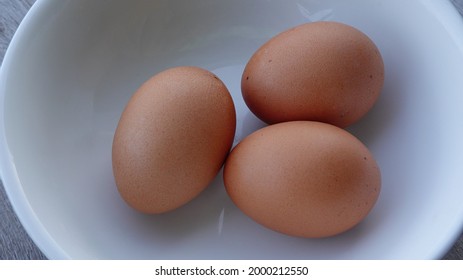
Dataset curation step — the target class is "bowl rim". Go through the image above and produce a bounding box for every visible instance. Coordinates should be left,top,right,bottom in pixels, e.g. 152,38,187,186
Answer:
0,0,69,259
1,0,463,260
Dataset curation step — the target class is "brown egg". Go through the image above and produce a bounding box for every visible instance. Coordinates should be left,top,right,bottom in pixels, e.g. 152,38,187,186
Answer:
242,21,384,128
112,66,236,214
223,121,381,238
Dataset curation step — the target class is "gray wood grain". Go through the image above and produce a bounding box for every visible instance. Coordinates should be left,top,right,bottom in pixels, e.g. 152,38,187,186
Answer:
1,0,462,260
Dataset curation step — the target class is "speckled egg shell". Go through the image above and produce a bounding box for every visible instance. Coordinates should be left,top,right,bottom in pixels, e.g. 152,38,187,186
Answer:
112,66,236,214
242,21,384,128
223,121,381,238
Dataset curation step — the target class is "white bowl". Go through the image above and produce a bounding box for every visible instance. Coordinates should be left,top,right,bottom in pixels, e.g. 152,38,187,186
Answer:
1,0,463,259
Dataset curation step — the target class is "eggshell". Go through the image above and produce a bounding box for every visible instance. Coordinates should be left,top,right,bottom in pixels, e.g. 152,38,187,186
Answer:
112,66,236,214
223,121,381,238
241,21,384,128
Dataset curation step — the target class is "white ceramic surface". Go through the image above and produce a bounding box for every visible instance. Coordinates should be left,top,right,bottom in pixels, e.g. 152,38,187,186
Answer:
1,0,463,259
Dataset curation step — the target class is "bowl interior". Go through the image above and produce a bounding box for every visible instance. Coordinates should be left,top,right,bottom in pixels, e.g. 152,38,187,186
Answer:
2,0,463,259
